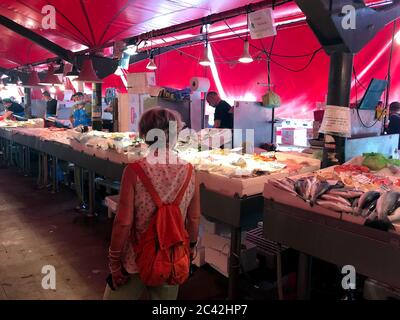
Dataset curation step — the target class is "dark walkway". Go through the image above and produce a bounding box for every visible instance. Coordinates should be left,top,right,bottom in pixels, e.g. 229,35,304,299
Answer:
0,168,228,300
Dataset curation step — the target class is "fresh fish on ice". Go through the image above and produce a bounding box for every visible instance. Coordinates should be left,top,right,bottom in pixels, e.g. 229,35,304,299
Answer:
376,191,400,220
356,191,380,215
328,189,363,199
310,181,331,206
320,194,351,207
316,200,353,213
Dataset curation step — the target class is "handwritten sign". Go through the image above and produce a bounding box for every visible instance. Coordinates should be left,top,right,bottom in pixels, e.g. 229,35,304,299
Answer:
249,8,276,40
319,105,351,137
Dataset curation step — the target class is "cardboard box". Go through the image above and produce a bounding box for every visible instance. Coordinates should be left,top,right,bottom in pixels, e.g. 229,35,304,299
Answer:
192,246,206,267
281,128,295,145
127,72,156,94
205,242,258,278
200,216,230,236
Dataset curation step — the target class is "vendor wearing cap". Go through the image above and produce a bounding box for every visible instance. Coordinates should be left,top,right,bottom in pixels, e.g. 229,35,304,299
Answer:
2,98,24,119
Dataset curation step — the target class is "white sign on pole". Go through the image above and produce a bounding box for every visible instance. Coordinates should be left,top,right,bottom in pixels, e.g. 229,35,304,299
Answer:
319,105,352,138
249,8,277,40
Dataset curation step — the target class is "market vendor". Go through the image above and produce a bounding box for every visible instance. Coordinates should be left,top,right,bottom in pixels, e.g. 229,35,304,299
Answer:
42,91,58,117
2,98,24,119
206,91,233,129
70,100,91,128
387,101,400,148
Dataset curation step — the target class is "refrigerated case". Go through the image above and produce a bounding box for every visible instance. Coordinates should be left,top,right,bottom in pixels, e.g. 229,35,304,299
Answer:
233,101,273,150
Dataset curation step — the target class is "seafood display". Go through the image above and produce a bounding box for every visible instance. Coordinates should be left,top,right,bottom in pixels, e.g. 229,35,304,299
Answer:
67,129,145,153
178,148,315,178
0,119,44,128
269,160,400,232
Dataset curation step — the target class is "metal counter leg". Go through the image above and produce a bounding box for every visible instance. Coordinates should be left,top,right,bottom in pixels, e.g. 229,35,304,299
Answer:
26,147,31,175
88,170,95,217
43,154,49,187
51,156,59,193
37,153,42,186
228,226,242,300
297,252,312,300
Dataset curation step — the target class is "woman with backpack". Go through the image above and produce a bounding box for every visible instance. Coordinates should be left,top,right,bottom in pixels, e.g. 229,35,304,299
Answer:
104,107,200,300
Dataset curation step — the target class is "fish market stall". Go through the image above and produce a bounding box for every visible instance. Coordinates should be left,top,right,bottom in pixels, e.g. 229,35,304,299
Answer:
180,147,320,299
263,153,400,299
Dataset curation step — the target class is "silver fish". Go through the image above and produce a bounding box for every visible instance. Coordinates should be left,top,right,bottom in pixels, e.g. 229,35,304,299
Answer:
376,191,400,220
320,194,351,207
294,179,308,201
316,200,353,213
356,191,380,215
270,179,296,195
328,189,364,199
310,181,331,206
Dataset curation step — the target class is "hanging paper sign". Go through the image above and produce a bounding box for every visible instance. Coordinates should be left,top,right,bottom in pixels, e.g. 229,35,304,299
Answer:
249,8,276,40
319,105,351,138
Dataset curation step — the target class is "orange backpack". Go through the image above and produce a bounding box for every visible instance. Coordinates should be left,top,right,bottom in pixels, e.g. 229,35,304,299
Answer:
130,162,193,287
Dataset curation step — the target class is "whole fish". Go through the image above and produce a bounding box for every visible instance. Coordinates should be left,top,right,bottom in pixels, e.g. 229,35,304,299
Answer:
328,189,363,199
310,181,331,206
316,200,353,213
376,191,400,220
305,176,317,200
270,179,296,195
361,201,378,217
320,194,351,207
356,191,380,215
388,207,400,224
294,179,308,201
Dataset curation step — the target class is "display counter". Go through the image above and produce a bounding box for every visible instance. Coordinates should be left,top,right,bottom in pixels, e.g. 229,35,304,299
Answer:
262,154,400,298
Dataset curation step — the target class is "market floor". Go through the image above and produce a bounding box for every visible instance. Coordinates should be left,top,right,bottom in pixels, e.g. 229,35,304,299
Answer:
0,167,228,300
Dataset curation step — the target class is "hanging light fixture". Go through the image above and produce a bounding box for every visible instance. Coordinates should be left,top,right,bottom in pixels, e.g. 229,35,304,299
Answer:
238,40,253,63
239,12,253,64
76,57,102,83
146,52,157,70
39,65,62,86
66,65,80,80
199,44,211,66
54,61,65,76
199,24,211,67
23,69,42,88
49,85,56,94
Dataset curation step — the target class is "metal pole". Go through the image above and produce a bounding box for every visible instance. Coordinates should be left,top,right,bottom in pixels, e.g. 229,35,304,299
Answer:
322,51,354,167
297,252,312,300
384,20,397,124
228,226,242,300
92,83,103,131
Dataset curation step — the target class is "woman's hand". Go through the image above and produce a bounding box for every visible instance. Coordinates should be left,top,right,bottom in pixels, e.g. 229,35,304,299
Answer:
111,264,129,288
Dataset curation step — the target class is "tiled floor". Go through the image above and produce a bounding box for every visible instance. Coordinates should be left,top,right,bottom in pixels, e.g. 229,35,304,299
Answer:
0,167,228,300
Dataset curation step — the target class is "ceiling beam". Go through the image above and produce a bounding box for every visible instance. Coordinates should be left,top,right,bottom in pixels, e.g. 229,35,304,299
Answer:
0,14,74,63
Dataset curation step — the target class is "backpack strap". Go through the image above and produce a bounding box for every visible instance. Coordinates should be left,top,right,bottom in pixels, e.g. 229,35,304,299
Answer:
173,164,193,206
130,162,163,209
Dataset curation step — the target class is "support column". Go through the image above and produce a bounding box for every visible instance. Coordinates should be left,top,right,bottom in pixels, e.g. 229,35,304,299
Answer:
92,83,103,131
322,51,354,168
24,87,31,118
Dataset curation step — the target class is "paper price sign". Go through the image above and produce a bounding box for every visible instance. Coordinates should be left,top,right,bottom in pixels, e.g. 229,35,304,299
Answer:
319,105,351,137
